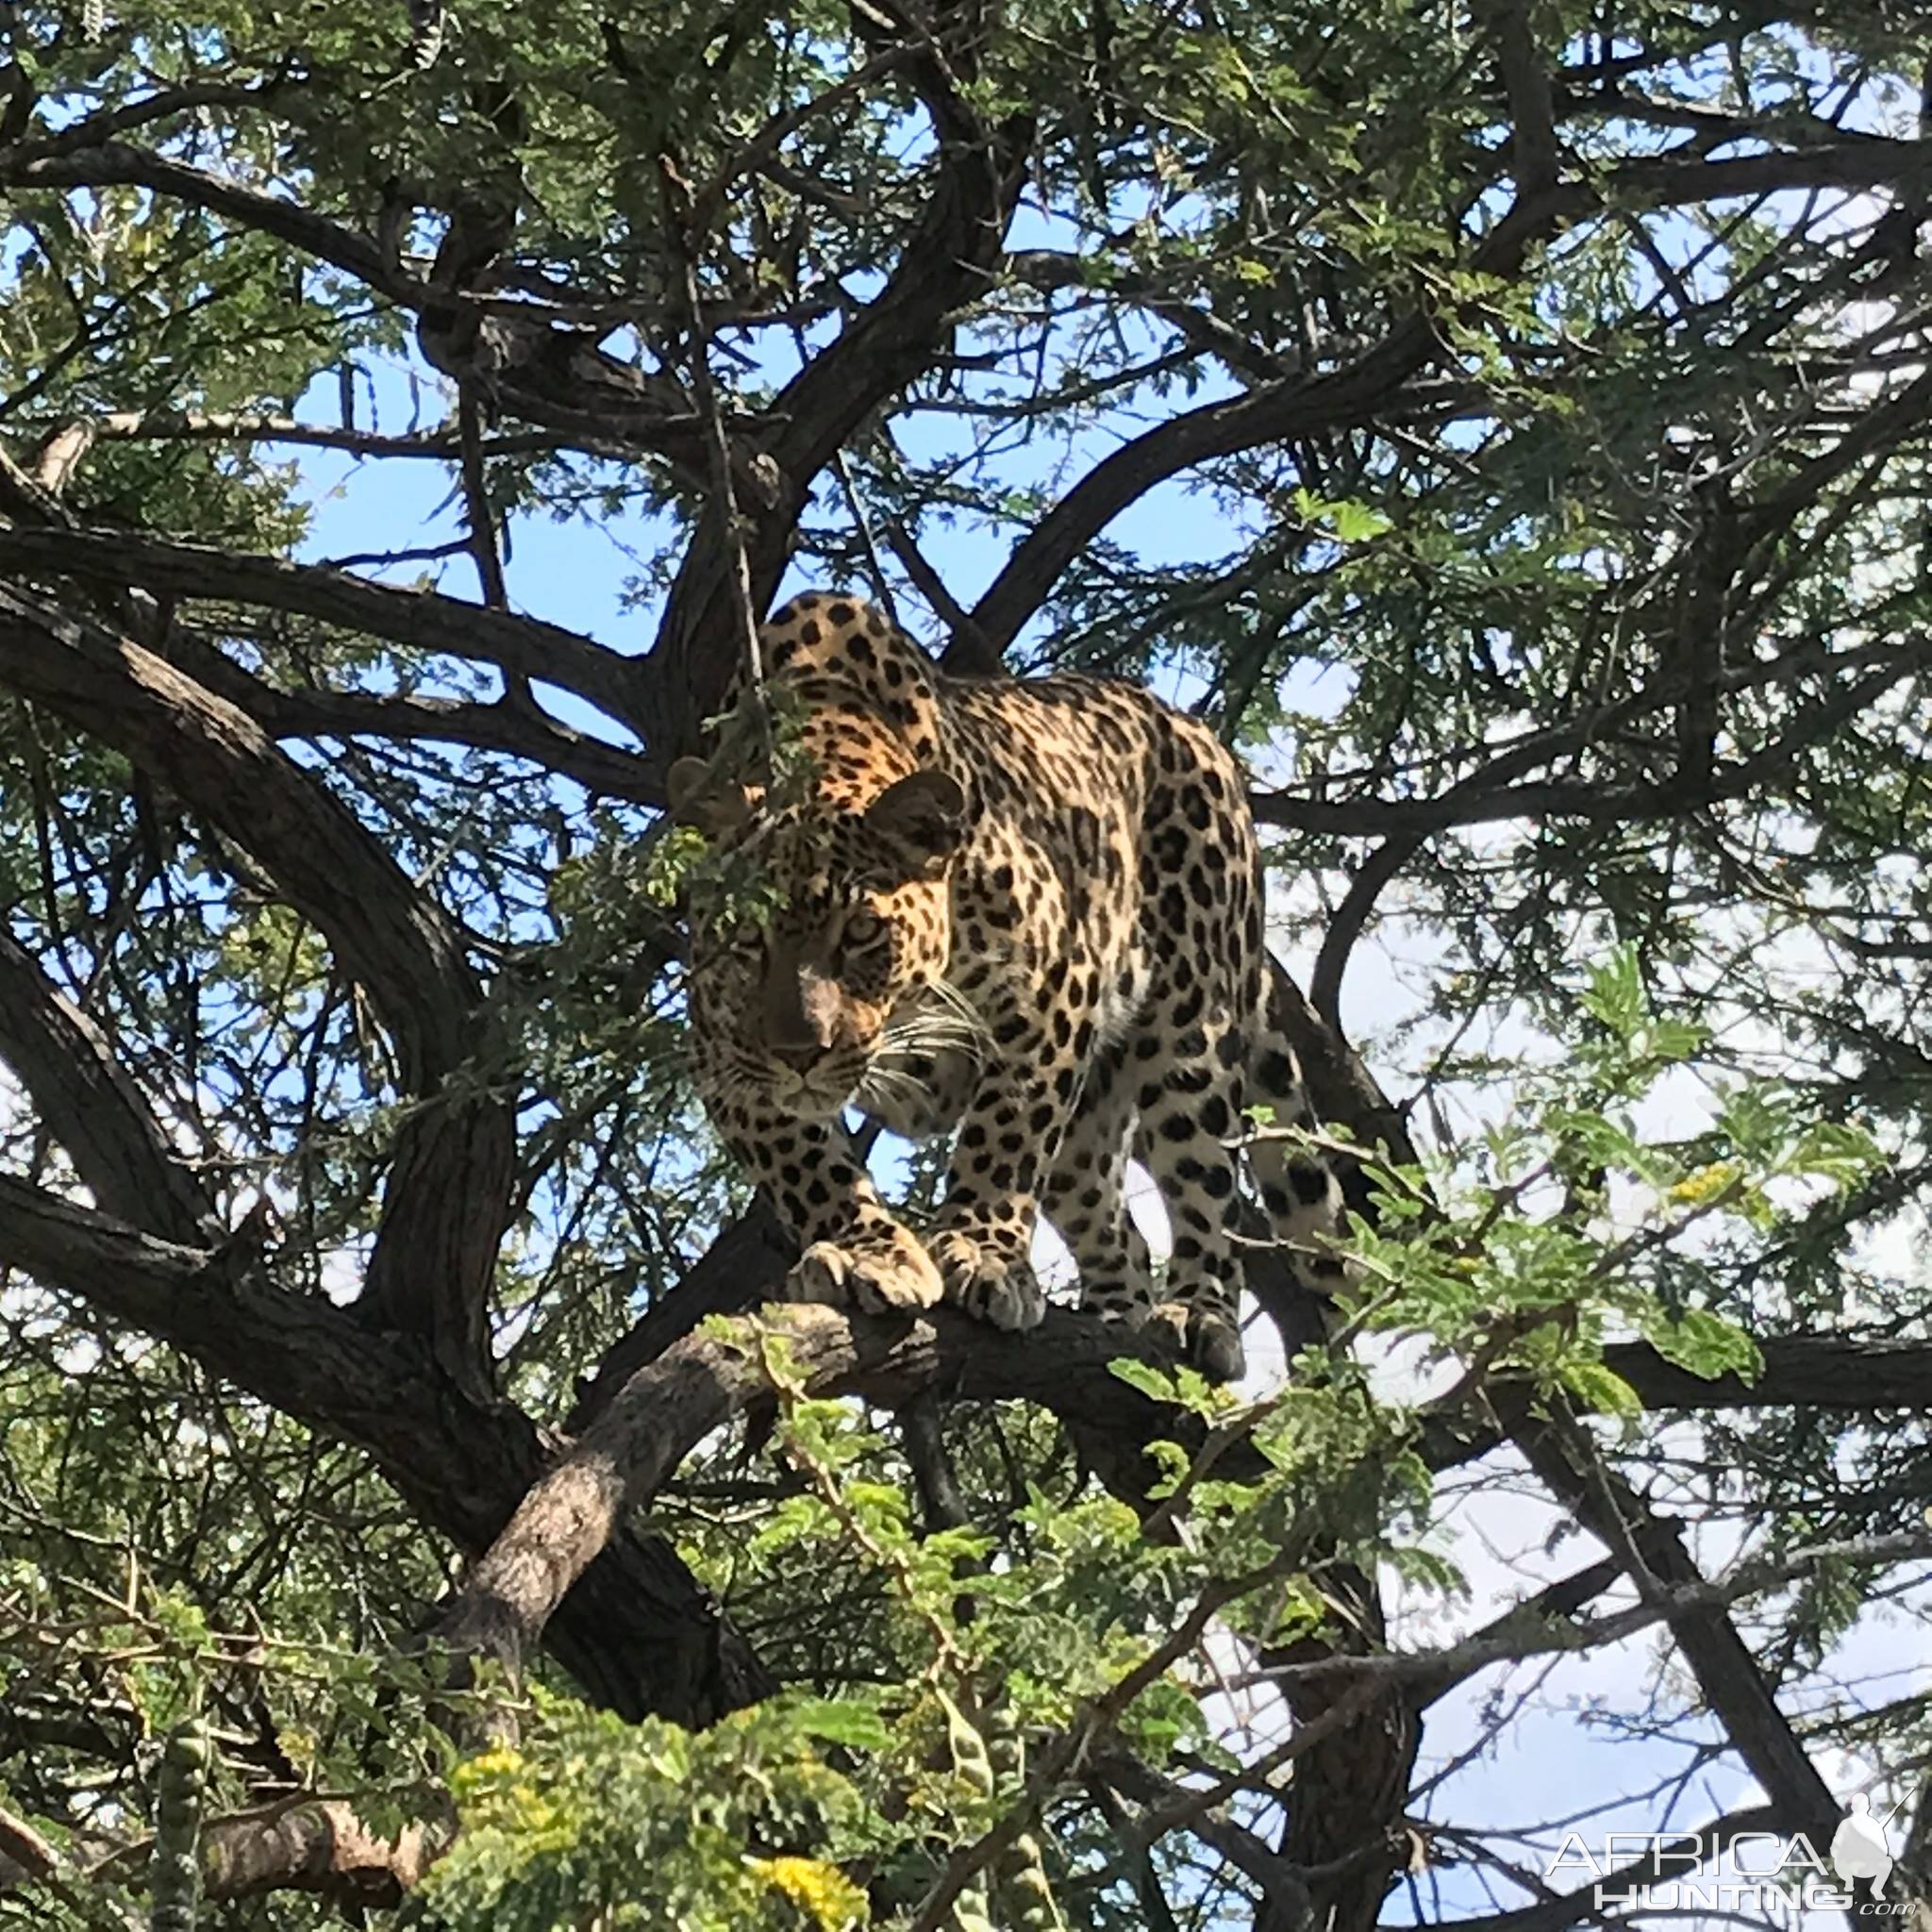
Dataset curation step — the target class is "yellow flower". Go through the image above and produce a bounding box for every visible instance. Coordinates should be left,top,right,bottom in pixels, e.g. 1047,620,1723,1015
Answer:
748,1855,868,1928
1668,1162,1740,1206
449,1746,524,1794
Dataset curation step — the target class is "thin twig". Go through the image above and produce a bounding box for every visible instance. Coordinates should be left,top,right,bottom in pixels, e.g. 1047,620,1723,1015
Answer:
885,519,998,671
658,152,766,726
688,47,916,235
457,386,507,611
831,445,898,621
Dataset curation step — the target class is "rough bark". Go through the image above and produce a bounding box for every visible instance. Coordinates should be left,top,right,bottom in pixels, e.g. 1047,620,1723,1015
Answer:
439,1301,1211,1680
198,1803,438,1907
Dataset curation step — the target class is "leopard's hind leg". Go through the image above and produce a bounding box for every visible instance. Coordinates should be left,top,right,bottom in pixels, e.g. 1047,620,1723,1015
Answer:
1122,953,1251,1383
1042,1043,1157,1324
1243,1015,1352,1310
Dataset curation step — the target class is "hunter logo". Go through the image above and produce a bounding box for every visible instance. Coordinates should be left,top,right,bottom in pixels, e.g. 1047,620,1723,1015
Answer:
1831,1794,1901,1898
1546,1790,1913,1917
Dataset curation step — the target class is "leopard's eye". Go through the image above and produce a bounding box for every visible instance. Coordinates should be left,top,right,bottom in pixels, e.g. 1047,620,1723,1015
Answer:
842,908,886,950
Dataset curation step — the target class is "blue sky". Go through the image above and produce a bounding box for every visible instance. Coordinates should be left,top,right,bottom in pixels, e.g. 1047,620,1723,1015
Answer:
0,23,1919,1922
277,281,1927,1924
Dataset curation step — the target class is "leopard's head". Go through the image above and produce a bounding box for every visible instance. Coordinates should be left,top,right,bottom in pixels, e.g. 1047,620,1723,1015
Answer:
670,753,971,1120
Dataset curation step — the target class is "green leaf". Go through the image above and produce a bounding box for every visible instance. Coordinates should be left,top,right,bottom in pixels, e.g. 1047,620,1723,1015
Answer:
1560,1360,1644,1418
1646,1309,1763,1383
791,1697,892,1753
1580,943,1646,1040
1109,1358,1180,1403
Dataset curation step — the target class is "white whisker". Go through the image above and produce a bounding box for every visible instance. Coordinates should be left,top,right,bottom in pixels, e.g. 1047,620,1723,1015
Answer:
923,977,989,1035
857,1065,937,1115
881,1024,982,1057
859,1064,926,1100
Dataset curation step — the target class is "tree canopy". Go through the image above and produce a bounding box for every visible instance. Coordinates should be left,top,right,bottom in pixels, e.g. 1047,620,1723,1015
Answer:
1,0,1930,1924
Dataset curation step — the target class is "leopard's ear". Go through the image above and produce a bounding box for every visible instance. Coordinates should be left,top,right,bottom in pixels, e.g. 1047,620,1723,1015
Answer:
864,768,970,877
667,756,755,836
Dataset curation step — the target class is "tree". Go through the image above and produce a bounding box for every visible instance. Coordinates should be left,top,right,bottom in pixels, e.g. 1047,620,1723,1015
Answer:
1,0,1929,1923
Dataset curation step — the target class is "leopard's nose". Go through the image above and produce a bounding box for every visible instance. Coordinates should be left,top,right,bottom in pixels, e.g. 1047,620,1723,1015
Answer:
772,1041,826,1073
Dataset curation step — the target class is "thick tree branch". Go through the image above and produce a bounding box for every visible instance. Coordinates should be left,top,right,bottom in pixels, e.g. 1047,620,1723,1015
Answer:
182,670,658,801
0,524,645,740
438,1303,1204,1679
687,47,917,233
564,1200,792,1431
1481,0,1558,196
0,586,481,1075
1093,1755,1313,1920
1003,249,1297,385
9,78,297,162
646,110,1034,749
1515,1420,1840,1844
0,1799,141,1927
35,409,636,461
961,314,1449,662
0,140,411,295
1743,363,1932,558
0,582,512,1387
1304,648,1924,1034
199,1802,437,1907
1252,625,1923,844
0,1173,363,1407
1611,1332,1932,1410
1611,139,1932,208
1428,1804,1785,1932
0,929,220,1245
441,1280,1932,1699
1419,1332,1932,1474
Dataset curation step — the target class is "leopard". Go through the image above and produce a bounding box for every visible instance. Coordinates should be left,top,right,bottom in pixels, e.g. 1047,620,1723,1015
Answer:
669,591,1348,1382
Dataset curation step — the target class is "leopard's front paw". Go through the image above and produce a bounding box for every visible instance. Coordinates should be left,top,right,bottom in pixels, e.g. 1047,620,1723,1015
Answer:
929,1227,1046,1333
782,1224,944,1317
1146,1299,1246,1385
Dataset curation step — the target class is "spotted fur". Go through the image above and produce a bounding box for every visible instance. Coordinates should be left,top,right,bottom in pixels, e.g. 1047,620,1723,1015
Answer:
672,593,1348,1380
